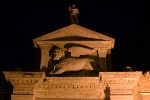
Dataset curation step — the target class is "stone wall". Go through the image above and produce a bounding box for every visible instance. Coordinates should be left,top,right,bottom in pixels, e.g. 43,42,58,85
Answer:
2,71,150,100
3,72,45,100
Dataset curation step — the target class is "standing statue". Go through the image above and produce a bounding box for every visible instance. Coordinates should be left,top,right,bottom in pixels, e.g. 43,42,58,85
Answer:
69,4,79,24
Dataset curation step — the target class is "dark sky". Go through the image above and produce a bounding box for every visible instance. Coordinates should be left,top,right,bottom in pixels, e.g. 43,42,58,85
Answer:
1,1,149,72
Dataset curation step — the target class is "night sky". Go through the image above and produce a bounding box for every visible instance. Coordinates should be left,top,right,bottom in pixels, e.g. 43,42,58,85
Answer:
1,1,149,72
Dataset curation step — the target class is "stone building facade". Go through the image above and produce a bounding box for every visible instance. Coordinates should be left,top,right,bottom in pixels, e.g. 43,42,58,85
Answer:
1,24,150,100
2,71,150,100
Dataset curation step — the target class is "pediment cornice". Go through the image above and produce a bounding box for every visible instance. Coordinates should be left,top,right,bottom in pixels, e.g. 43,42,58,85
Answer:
33,24,115,48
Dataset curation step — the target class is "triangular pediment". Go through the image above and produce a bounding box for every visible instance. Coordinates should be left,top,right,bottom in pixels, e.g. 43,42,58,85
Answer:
33,24,115,48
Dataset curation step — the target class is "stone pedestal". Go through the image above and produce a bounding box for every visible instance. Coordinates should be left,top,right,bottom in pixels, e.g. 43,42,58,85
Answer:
100,72,142,100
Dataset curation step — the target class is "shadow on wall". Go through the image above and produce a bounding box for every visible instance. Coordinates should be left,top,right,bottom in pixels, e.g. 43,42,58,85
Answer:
0,71,13,100
104,85,110,100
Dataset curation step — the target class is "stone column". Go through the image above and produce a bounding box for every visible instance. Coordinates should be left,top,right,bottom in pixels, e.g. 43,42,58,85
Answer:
40,49,49,70
39,45,53,70
97,49,108,71
106,49,112,71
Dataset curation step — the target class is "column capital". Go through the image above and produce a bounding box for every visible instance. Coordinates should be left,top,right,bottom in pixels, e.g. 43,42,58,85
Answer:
97,49,108,57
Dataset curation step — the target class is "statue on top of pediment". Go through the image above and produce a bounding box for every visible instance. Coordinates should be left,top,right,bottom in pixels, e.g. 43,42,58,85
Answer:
69,4,79,24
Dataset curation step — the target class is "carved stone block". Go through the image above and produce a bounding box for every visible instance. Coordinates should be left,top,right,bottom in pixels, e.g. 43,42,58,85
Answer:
100,72,142,100
34,77,105,99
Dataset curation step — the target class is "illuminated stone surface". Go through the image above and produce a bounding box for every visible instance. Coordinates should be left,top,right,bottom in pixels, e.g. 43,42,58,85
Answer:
139,71,150,100
33,24,115,71
2,25,150,100
3,72,45,100
100,72,142,100
2,71,150,100
34,77,105,100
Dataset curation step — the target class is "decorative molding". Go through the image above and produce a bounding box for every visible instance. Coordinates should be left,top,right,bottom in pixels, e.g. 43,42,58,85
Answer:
2,71,150,100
